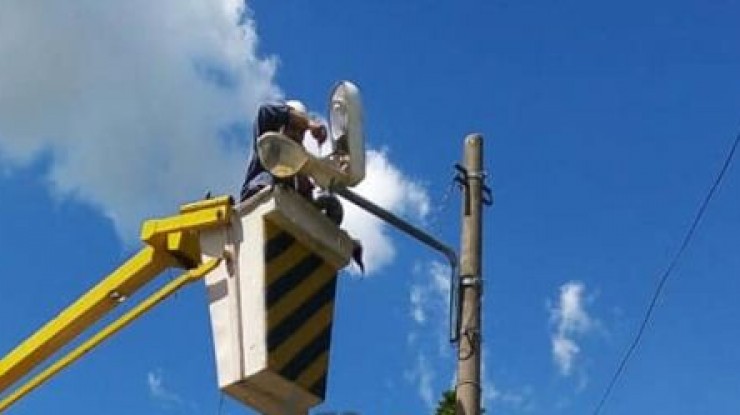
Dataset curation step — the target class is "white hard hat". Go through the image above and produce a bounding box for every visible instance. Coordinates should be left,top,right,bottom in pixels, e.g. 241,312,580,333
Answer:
285,100,307,115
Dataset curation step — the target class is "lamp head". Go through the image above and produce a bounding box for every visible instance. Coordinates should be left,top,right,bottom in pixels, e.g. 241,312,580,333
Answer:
257,132,309,178
257,81,366,190
328,81,365,186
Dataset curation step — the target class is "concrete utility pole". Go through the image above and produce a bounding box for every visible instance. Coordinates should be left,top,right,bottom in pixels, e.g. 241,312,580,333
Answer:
455,134,485,415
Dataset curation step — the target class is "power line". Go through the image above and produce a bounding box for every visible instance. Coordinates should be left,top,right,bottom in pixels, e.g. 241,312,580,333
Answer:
591,129,740,415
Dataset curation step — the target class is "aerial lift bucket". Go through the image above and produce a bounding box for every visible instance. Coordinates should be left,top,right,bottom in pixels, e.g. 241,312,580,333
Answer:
198,186,354,415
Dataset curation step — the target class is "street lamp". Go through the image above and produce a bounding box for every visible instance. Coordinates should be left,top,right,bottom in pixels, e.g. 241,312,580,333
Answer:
257,81,365,190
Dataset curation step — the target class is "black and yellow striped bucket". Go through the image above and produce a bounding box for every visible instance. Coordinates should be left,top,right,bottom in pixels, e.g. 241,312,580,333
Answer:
263,219,338,400
205,187,354,415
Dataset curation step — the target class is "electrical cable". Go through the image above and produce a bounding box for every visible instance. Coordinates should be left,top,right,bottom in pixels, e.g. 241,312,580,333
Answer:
426,174,459,238
591,130,740,415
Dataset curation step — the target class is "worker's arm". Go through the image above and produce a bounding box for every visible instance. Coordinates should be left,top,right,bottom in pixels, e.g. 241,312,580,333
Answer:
256,103,326,145
287,108,327,144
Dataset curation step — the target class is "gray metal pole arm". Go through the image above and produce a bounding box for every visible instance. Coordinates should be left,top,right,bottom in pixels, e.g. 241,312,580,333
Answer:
333,186,461,342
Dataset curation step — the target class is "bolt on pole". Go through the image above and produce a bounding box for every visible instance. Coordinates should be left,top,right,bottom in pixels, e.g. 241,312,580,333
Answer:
455,134,485,415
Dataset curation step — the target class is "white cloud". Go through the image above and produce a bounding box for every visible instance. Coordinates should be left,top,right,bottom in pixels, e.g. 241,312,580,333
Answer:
404,261,451,408
406,262,534,411
404,353,436,409
147,369,183,407
409,261,452,354
549,281,595,377
478,347,534,412
410,285,427,324
481,350,499,406
408,261,452,327
339,149,430,274
0,2,429,278
0,0,279,239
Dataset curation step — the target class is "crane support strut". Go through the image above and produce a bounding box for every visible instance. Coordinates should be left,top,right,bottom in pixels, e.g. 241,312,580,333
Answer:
0,259,221,412
0,196,233,412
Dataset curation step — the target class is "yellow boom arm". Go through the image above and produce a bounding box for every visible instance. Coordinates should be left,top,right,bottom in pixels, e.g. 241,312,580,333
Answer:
0,196,233,412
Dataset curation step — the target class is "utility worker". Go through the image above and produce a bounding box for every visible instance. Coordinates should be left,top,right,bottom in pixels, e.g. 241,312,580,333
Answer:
240,100,327,202
240,100,365,272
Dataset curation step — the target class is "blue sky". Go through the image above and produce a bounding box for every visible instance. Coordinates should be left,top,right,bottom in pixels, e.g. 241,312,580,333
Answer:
1,1,740,414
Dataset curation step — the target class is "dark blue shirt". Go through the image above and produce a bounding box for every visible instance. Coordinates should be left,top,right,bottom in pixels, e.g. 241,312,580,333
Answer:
240,103,291,201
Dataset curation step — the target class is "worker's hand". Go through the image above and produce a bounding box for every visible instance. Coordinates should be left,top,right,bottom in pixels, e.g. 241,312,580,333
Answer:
310,123,327,145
